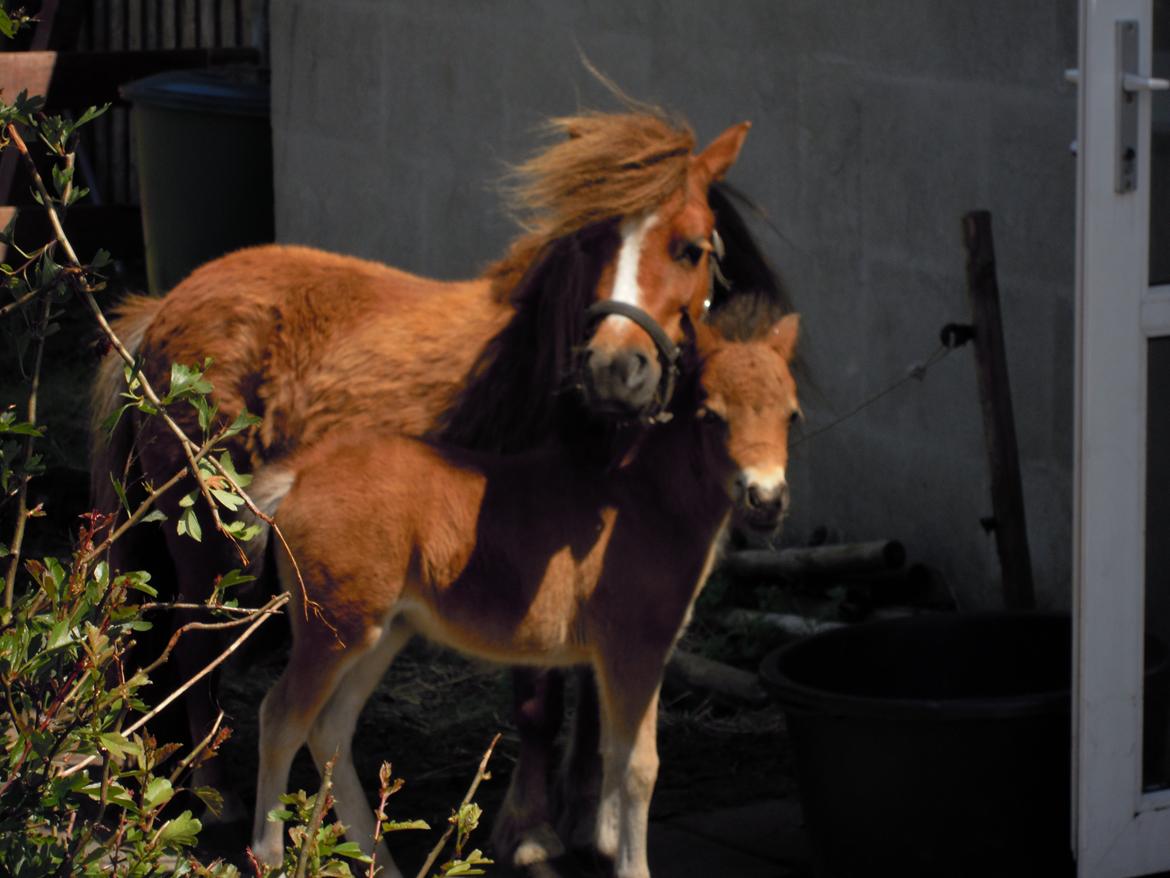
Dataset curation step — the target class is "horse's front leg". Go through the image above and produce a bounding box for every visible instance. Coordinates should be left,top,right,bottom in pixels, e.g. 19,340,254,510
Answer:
594,657,664,878
491,667,567,866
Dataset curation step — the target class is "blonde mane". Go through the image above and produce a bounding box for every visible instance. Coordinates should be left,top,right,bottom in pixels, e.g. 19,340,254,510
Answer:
486,110,697,296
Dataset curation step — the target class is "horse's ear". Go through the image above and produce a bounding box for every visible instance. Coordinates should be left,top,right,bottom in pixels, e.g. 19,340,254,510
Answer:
693,122,752,185
768,313,800,363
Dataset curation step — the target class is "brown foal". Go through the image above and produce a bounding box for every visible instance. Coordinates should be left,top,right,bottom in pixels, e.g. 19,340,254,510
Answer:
249,314,799,878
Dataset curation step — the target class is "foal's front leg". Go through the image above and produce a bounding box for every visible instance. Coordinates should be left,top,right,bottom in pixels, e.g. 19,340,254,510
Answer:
594,659,664,878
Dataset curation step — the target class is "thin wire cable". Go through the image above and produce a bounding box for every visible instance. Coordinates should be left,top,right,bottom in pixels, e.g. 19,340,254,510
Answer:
793,343,956,447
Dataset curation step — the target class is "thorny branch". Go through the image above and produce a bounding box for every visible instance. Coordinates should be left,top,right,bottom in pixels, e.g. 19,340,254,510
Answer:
58,591,290,779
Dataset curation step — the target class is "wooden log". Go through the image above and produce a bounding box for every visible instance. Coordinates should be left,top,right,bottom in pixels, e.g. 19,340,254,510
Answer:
721,540,906,580
720,608,844,637
962,211,1035,610
665,649,769,707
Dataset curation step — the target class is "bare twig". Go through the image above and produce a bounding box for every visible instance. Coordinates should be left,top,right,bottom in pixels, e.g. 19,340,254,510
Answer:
0,281,48,320
139,606,283,676
5,292,53,609
293,755,336,878
169,708,226,786
414,733,501,878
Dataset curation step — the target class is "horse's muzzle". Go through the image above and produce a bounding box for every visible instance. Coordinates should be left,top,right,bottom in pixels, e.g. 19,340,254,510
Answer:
579,347,663,417
578,301,681,423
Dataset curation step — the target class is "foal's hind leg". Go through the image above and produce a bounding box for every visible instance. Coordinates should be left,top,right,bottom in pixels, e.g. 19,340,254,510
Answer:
162,520,254,823
252,627,385,867
306,618,413,878
492,668,566,866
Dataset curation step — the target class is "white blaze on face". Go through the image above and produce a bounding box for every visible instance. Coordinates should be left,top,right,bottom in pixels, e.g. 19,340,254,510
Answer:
602,212,660,332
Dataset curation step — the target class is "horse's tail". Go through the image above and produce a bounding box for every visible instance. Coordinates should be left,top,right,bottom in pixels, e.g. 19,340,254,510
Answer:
89,294,161,520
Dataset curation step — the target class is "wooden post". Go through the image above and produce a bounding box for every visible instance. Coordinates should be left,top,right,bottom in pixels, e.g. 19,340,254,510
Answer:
963,210,1036,610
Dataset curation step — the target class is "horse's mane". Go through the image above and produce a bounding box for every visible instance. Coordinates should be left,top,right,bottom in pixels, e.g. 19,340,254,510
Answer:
433,220,621,454
485,110,696,300
705,182,793,340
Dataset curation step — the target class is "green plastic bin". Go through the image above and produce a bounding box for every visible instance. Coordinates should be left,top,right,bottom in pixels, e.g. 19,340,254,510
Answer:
121,67,274,293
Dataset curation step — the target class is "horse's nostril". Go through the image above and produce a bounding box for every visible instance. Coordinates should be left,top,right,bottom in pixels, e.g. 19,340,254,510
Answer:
616,351,651,390
747,484,764,509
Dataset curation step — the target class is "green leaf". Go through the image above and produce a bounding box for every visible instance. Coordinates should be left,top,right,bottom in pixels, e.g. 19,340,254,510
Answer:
46,618,72,650
122,571,157,597
224,409,262,438
99,731,140,759
141,509,167,524
383,819,430,833
193,786,224,817
210,488,244,511
166,362,213,403
224,520,261,542
216,568,256,592
330,841,372,861
73,104,110,129
0,8,17,38
215,451,252,488
143,777,174,810
155,810,201,848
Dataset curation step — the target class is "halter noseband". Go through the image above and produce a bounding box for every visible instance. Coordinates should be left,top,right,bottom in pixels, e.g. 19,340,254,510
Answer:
584,299,681,424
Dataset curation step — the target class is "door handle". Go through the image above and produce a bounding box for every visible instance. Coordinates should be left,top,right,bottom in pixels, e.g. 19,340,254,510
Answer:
1122,72,1170,93
1115,20,1166,192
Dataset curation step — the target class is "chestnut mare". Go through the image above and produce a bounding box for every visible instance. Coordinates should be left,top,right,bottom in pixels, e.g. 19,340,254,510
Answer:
90,108,793,853
250,314,800,878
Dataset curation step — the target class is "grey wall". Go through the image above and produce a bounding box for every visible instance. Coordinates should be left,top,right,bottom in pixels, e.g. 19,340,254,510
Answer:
270,0,1079,611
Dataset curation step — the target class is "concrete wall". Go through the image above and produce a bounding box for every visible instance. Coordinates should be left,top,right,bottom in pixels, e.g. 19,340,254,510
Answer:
270,0,1078,611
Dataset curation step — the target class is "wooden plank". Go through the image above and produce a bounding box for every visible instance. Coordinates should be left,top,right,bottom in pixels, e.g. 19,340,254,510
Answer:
962,210,1035,610
665,649,769,707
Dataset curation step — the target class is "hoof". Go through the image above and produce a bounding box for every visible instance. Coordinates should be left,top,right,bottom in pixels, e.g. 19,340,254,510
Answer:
512,824,566,867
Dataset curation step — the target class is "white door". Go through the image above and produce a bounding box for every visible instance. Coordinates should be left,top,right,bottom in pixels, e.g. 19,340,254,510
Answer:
1075,0,1170,875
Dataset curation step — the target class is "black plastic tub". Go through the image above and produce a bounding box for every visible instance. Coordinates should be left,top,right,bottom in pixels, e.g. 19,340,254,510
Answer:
759,612,1170,878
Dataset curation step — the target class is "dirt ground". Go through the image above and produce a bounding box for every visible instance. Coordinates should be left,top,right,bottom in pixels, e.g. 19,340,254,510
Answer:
197,624,798,874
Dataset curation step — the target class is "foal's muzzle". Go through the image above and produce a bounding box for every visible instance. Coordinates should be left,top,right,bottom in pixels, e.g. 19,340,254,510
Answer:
735,475,791,533
578,301,681,424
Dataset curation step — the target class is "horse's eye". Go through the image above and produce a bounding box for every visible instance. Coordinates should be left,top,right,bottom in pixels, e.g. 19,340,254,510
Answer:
675,241,705,267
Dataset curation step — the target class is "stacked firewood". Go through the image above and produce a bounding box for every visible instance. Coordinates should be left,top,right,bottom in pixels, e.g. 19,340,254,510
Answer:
667,532,955,705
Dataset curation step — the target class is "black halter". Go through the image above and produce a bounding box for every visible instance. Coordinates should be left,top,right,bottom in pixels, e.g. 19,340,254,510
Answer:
583,299,681,424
